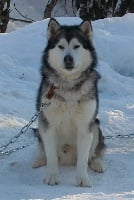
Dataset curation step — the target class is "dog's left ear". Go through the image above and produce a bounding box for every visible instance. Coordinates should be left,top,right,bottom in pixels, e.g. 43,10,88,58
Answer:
47,18,61,39
79,20,93,39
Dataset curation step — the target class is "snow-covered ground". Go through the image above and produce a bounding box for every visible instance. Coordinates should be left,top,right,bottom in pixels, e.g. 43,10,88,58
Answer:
0,14,134,200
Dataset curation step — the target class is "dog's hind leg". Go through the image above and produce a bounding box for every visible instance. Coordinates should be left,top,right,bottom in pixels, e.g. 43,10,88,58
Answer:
89,122,106,173
32,153,47,168
90,157,105,173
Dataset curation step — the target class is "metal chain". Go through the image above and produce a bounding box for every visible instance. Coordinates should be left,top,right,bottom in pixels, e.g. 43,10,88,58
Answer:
105,133,134,139
0,84,55,157
0,101,51,157
0,100,134,156
0,112,39,156
0,145,29,156
0,99,51,156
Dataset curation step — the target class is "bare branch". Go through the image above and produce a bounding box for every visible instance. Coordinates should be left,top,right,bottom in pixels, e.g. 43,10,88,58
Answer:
9,17,33,23
13,3,35,22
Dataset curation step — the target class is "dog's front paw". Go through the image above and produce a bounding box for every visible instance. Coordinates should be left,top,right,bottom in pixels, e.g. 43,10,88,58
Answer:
76,173,91,187
44,172,60,186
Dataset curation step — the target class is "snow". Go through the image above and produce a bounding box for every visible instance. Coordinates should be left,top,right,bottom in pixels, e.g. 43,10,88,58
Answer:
0,14,134,200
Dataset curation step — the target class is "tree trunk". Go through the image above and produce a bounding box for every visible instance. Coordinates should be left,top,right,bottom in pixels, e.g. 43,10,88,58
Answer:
0,0,10,33
79,0,92,20
114,0,134,16
128,0,134,13
44,0,58,19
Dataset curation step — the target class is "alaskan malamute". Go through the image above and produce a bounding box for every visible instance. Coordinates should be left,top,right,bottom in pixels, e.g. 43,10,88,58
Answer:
34,18,105,187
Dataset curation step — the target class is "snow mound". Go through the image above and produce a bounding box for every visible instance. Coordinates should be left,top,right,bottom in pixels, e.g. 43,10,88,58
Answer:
94,14,134,78
0,14,134,199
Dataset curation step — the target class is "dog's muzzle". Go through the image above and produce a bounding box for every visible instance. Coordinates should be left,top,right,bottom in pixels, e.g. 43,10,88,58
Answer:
64,55,74,70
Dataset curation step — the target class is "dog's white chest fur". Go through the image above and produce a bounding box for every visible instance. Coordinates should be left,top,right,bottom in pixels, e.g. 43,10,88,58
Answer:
43,99,96,147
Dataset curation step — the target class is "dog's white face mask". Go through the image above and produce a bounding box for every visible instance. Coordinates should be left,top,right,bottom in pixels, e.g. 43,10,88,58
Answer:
47,19,93,80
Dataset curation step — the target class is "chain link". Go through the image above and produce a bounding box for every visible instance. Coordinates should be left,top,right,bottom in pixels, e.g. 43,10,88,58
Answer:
105,133,134,139
0,145,29,156
0,101,51,157
0,112,39,156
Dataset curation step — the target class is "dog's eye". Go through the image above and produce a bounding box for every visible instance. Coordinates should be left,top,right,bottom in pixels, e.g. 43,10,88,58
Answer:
74,45,80,49
58,45,65,50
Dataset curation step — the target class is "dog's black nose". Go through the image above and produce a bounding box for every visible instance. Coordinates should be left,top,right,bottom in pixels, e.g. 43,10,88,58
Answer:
64,55,73,64
64,55,74,70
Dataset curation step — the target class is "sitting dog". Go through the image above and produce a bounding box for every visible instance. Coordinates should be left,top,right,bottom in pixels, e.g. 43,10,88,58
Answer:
34,18,105,187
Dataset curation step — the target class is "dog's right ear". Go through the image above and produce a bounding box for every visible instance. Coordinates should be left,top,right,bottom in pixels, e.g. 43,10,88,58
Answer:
47,18,60,39
79,20,93,39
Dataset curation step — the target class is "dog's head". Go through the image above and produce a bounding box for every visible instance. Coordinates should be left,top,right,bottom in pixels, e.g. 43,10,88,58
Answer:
45,18,97,79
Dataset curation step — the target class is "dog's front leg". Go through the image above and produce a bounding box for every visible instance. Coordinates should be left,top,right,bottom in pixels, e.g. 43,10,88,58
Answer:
42,128,59,185
76,130,93,187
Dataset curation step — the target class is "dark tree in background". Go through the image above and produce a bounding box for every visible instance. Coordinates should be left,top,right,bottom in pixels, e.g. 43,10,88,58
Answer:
1,0,134,32
43,0,134,20
114,0,134,16
0,0,10,32
78,0,91,20
77,0,134,20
